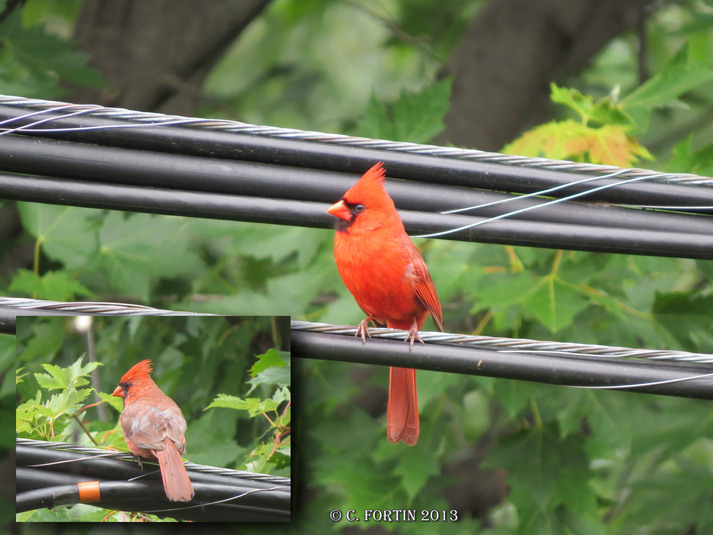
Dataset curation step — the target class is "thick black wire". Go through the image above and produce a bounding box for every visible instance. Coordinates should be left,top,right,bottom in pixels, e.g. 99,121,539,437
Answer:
3,171,713,259
16,443,290,518
16,483,290,521
16,444,290,491
1,134,711,237
0,312,14,334
1,104,712,210
291,330,713,400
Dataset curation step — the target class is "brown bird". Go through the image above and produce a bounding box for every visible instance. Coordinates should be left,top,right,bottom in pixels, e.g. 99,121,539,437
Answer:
113,359,194,502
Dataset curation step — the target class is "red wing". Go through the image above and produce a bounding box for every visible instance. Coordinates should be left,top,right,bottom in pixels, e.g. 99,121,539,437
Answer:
405,241,443,331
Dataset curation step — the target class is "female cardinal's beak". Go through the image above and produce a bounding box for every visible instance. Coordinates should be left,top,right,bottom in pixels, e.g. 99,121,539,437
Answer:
327,200,351,221
112,386,125,398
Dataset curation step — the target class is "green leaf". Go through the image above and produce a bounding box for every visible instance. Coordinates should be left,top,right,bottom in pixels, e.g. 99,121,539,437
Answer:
206,394,279,417
0,9,104,87
17,317,66,362
185,410,243,468
667,134,713,176
355,77,452,143
45,386,92,417
484,425,597,515
550,83,632,127
9,269,93,301
504,120,652,166
521,277,590,333
249,348,287,376
652,291,713,351
97,391,124,414
248,366,290,392
622,43,713,110
17,203,98,270
391,429,442,502
92,212,204,300
34,356,99,391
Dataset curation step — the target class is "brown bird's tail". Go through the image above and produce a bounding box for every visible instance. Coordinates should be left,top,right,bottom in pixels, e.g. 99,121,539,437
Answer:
387,367,419,445
154,439,194,502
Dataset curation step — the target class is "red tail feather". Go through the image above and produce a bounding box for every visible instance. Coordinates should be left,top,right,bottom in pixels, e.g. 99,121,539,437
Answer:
387,367,419,445
154,438,194,502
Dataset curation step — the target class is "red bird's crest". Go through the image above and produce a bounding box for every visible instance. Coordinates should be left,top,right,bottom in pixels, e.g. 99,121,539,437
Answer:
341,162,391,208
327,162,444,446
120,359,153,382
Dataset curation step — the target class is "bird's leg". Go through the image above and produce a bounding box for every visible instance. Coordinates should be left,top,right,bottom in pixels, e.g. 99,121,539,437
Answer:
405,319,425,351
135,456,143,470
355,317,374,344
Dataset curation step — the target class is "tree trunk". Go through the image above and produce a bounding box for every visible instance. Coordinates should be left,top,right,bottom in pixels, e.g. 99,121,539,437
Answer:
438,0,657,151
71,0,271,114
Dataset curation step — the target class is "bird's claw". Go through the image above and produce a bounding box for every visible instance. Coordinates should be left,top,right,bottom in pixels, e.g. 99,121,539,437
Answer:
405,320,424,351
355,318,372,344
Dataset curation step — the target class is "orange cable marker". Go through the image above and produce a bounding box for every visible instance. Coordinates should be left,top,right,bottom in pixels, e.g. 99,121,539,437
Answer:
77,481,101,503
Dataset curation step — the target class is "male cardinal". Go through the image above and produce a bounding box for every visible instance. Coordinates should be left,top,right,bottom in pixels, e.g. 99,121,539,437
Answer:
112,359,194,502
327,162,443,446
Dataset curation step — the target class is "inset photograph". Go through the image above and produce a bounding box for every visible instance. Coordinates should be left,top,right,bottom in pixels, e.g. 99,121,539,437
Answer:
15,315,290,522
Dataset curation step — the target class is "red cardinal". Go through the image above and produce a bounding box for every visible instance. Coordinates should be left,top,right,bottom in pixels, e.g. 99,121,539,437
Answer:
112,359,194,502
327,162,443,446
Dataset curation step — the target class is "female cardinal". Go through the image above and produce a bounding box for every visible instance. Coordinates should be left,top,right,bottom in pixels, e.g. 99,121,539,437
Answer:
112,359,194,502
327,162,443,446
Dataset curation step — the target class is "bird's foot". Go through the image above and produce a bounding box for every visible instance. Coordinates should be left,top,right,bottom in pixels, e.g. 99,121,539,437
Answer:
355,318,373,344
405,320,424,351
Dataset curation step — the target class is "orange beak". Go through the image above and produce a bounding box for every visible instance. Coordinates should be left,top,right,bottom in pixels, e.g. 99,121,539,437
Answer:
327,200,351,221
112,386,124,398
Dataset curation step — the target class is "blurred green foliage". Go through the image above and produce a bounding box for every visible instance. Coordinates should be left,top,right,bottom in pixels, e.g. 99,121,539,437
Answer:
15,315,290,522
1,0,713,533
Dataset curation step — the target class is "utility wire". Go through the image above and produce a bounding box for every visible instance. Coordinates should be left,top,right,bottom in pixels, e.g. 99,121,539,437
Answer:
0,94,711,189
291,322,713,400
16,439,290,521
291,322,713,365
0,297,213,334
0,95,712,259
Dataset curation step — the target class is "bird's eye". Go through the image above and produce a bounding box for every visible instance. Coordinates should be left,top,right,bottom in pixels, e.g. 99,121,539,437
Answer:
354,204,365,213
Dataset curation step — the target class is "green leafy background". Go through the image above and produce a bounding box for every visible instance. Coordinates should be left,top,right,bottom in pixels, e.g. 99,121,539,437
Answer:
14,315,290,522
1,0,712,533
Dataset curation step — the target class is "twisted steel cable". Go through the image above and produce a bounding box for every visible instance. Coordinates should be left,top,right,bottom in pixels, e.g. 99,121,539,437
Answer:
16,438,290,486
0,94,711,186
291,321,713,400
291,321,713,365
0,297,213,334
0,297,210,316
16,438,290,520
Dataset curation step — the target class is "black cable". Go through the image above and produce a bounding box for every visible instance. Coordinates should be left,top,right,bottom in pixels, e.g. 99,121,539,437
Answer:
1,135,711,237
15,442,291,520
17,466,95,491
16,444,289,491
291,330,713,400
16,466,290,508
16,482,290,521
0,312,15,335
17,445,147,480
2,172,713,259
1,104,712,210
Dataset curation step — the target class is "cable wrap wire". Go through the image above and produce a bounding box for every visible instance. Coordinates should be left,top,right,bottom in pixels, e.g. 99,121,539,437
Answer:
0,94,711,185
0,297,214,334
291,321,713,400
291,321,713,365
16,438,290,521
1,95,712,400
1,94,713,260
